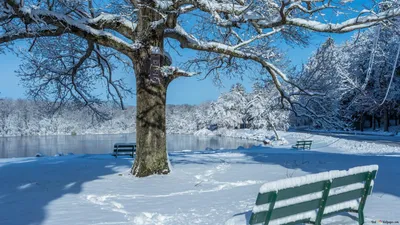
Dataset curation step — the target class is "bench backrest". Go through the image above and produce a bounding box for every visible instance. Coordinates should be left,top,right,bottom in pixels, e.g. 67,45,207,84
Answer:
114,143,136,150
297,140,312,145
249,165,378,225
114,143,136,148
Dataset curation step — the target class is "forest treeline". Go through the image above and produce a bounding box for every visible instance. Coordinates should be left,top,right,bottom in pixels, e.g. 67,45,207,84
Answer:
0,82,288,136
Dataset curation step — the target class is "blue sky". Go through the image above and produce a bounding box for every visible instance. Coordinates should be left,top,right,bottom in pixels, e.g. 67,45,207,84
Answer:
0,1,370,105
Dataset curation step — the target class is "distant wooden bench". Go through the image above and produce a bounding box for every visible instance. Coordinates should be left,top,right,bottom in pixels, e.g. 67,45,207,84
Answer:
249,165,378,225
113,143,136,158
292,140,313,149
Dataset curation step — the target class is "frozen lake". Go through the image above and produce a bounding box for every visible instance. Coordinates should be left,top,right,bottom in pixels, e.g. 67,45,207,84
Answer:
0,133,260,158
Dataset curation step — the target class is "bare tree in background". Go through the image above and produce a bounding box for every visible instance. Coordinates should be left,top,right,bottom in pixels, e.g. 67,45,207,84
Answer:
1,0,400,177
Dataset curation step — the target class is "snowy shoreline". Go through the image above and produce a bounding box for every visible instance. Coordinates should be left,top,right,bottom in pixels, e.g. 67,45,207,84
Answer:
192,128,400,155
1,126,398,139
2,129,400,156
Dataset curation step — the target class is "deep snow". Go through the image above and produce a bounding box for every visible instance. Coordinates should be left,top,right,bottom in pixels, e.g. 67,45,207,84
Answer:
1,133,400,225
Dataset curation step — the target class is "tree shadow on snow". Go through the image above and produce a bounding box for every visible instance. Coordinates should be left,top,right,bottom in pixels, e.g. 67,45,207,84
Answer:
170,146,400,199
0,154,133,225
292,131,400,147
237,147,400,198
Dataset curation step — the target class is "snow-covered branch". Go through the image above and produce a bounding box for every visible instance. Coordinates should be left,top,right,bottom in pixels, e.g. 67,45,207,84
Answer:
3,0,140,56
165,25,300,100
232,28,282,49
86,13,137,38
161,66,199,79
283,8,400,33
0,27,65,44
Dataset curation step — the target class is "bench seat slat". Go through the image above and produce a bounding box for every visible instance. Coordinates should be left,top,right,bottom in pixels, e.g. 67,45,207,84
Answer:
251,198,320,224
113,148,135,151
114,145,136,148
331,171,376,188
114,143,136,147
256,181,326,205
325,188,364,207
113,150,134,153
270,199,320,221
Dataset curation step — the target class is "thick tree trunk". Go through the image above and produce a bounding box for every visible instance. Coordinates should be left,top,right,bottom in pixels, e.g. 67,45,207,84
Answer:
129,0,174,177
131,70,170,177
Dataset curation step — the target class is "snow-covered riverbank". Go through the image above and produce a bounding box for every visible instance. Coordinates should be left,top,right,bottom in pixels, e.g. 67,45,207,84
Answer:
195,129,400,155
1,134,400,225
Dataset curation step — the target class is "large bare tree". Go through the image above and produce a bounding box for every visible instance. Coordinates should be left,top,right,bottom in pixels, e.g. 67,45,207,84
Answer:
1,0,399,177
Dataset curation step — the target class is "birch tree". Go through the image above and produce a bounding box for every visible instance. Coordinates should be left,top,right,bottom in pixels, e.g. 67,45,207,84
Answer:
249,82,289,139
1,0,400,177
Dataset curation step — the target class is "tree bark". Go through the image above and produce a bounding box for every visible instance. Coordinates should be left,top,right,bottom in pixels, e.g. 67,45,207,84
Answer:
131,69,170,177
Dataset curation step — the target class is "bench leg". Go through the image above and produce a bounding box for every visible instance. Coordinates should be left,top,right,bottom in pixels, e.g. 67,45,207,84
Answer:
315,181,332,225
263,192,278,225
358,210,364,225
357,172,373,225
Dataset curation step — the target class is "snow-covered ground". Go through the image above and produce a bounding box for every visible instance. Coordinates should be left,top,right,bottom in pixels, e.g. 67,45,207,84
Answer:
1,133,400,225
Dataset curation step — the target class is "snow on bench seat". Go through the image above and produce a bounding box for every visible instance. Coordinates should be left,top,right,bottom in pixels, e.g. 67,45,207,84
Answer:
259,165,378,193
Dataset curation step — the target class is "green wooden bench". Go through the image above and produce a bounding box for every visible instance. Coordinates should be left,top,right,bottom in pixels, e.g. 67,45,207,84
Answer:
113,143,136,158
292,140,313,150
249,165,378,225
